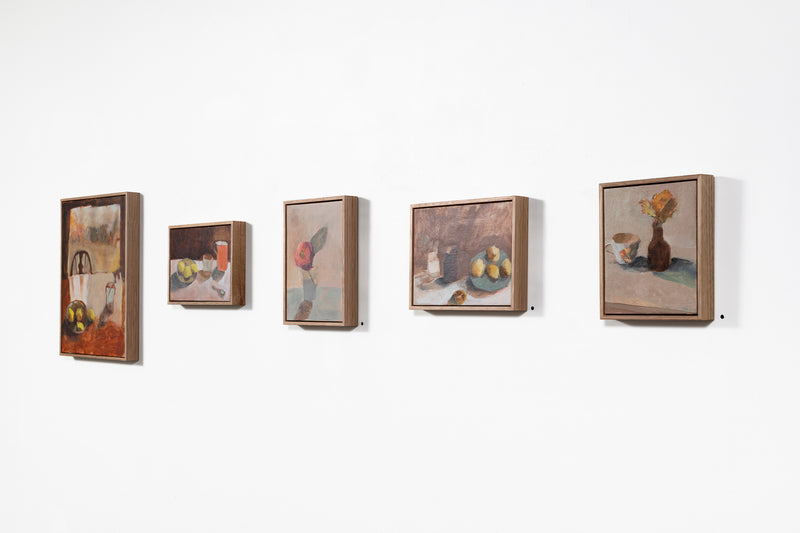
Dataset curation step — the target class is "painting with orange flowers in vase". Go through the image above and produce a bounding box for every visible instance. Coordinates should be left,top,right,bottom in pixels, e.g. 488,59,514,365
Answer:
602,178,700,316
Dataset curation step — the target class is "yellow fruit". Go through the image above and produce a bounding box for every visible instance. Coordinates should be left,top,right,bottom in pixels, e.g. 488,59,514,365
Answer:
487,246,500,263
453,290,467,304
486,264,499,280
67,307,74,323
75,308,84,322
178,261,186,274
191,262,198,273
471,258,485,278
76,321,84,332
88,308,95,321
500,258,512,278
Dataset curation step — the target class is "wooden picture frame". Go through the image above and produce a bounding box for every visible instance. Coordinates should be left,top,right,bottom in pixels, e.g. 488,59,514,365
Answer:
284,196,358,327
599,174,714,320
60,192,140,361
409,196,528,311
168,221,246,306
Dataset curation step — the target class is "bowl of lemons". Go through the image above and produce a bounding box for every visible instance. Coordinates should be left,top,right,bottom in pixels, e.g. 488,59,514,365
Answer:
468,245,512,292
176,258,198,286
64,300,95,335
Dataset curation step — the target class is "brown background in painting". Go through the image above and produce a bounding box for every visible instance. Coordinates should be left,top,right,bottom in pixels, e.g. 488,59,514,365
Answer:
170,225,231,260
413,201,513,278
61,195,126,280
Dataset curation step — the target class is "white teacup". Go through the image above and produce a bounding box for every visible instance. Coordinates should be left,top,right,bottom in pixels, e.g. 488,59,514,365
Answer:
605,232,640,265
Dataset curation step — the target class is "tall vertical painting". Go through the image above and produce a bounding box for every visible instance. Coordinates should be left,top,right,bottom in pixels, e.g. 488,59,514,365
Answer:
60,192,140,361
284,196,358,327
600,174,714,320
168,221,246,306
409,196,528,311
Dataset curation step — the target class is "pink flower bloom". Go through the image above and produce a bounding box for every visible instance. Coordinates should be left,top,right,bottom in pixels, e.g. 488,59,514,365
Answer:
294,241,315,270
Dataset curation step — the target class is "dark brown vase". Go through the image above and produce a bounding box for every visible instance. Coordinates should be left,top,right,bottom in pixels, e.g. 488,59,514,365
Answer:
648,225,671,272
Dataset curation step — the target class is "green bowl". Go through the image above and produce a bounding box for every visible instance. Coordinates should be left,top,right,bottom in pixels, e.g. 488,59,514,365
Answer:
468,250,512,292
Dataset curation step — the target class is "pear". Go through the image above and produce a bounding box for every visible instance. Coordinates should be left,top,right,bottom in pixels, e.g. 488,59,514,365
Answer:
88,308,96,321
76,321,84,332
471,257,486,278
486,264,499,280
500,258,512,278
67,307,75,323
486,246,500,263
75,308,84,323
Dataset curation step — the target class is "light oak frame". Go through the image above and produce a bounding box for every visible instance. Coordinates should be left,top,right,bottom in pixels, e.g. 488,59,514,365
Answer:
599,174,714,321
409,196,528,312
167,221,246,306
283,196,358,327
60,192,140,362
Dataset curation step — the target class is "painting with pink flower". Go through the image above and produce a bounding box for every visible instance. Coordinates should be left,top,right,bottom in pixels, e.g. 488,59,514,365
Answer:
284,197,358,325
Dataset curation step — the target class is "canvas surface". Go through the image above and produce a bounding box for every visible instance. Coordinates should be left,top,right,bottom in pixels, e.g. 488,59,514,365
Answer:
603,180,698,314
285,200,345,322
169,224,233,303
60,195,127,357
412,201,513,306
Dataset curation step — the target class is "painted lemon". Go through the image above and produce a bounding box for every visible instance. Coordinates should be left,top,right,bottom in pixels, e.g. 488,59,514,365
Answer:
76,321,84,332
500,258,512,278
486,264,499,280
471,258,485,278
487,246,500,263
67,307,75,323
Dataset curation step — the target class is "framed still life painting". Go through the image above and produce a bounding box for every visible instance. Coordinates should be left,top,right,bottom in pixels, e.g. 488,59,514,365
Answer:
409,196,528,311
284,196,358,326
168,221,246,306
600,174,714,320
60,192,140,361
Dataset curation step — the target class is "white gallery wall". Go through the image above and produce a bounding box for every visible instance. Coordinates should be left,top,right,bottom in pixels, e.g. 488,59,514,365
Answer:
2,1,799,531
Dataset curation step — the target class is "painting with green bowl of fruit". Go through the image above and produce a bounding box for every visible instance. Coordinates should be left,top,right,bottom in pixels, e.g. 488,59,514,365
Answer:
410,196,528,310
168,222,246,305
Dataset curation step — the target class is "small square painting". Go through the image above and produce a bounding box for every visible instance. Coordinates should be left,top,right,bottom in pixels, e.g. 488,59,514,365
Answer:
168,222,245,306
600,175,714,320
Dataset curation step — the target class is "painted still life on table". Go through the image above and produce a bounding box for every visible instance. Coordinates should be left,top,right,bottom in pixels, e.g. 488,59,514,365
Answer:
168,222,245,306
410,197,527,310
601,175,713,318
60,192,139,360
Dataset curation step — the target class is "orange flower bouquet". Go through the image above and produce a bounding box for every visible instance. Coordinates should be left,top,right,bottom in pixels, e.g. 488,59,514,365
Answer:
638,190,676,272
639,190,677,227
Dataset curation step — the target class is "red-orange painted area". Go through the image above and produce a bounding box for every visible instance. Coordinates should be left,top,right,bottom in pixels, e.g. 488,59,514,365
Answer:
60,280,125,358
